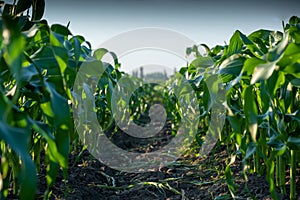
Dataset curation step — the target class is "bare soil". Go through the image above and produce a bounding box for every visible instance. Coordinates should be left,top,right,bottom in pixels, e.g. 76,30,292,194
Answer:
7,122,300,199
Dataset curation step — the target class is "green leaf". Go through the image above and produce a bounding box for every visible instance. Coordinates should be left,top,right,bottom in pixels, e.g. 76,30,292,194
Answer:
267,32,289,62
55,128,70,171
239,31,264,57
282,63,300,78
2,17,26,83
93,48,120,69
266,70,285,97
226,30,243,56
31,0,45,21
227,115,242,135
40,101,54,117
16,0,32,14
211,45,224,55
51,24,72,36
225,165,236,198
286,111,300,124
19,64,39,85
220,73,236,84
218,55,245,76
46,161,59,189
186,45,202,57
195,133,204,146
186,47,192,56
203,74,220,111
50,31,64,47
30,120,66,164
288,16,300,25
45,81,71,129
71,36,81,62
30,46,58,73
277,43,300,77
51,46,68,75
259,82,270,114
200,43,211,54
290,78,300,87
243,85,258,142
287,136,300,149
93,48,109,60
244,142,257,161
189,56,214,69
248,29,283,49
243,57,266,76
274,143,287,156
250,61,277,84
0,122,36,200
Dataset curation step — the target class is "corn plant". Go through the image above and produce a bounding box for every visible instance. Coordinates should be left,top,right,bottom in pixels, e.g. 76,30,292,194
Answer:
0,0,299,199
186,16,300,199
0,0,92,199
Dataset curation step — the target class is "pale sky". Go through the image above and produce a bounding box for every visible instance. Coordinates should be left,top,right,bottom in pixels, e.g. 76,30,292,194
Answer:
44,0,300,73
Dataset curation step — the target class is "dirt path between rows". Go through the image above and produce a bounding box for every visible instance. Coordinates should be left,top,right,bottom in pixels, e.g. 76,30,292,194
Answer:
36,143,289,200
8,124,299,199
